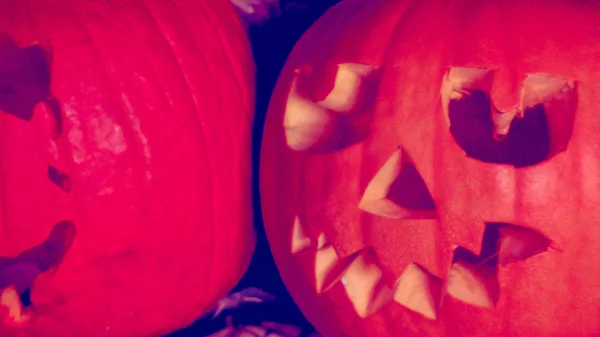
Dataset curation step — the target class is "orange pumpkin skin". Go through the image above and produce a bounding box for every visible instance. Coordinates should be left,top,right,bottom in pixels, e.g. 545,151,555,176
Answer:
260,0,600,336
0,0,255,336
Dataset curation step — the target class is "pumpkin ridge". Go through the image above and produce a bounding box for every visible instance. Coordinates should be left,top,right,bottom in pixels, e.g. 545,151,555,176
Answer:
194,0,254,118
180,0,256,295
136,2,222,330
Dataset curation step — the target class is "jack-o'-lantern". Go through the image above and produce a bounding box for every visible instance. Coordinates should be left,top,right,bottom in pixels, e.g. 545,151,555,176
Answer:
260,0,600,336
0,0,256,336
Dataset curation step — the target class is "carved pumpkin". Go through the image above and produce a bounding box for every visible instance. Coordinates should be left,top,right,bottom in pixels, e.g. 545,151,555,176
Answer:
260,0,600,336
0,0,255,336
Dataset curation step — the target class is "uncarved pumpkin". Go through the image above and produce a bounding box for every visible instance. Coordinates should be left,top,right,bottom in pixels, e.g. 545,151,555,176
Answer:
260,0,600,336
0,0,255,336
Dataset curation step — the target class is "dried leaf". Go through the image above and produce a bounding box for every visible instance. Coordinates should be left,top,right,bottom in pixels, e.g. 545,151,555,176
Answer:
497,225,552,265
238,325,267,337
208,322,305,337
262,321,302,337
210,287,276,319
206,326,236,337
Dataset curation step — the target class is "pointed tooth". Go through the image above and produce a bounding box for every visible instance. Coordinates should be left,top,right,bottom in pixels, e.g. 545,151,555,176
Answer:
283,66,335,152
341,252,393,318
446,262,495,308
314,239,361,294
291,216,313,254
315,244,339,293
316,232,327,250
393,263,441,320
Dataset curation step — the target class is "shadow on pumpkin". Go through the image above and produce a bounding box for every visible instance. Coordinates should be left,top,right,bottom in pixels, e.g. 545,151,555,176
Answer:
168,1,341,335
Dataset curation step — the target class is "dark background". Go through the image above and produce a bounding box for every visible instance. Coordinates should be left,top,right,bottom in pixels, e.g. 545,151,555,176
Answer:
167,1,341,336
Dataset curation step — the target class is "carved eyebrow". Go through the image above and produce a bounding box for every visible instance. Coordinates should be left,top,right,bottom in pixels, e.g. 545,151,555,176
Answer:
441,66,577,168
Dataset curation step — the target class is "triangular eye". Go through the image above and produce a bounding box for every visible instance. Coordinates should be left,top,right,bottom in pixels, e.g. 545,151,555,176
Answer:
359,147,436,219
283,63,379,153
441,67,577,168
